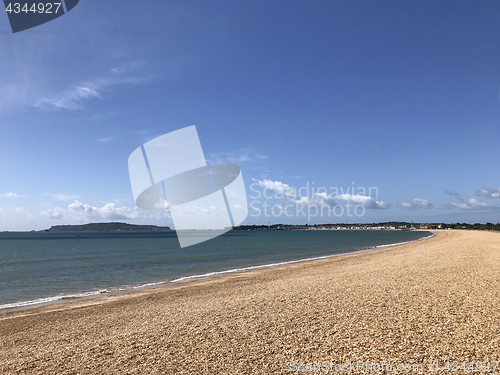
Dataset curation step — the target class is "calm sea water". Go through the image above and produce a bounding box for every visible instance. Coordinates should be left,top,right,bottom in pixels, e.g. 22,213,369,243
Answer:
0,230,433,310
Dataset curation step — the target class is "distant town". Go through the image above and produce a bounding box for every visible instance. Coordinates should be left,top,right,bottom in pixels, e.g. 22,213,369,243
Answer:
231,222,500,232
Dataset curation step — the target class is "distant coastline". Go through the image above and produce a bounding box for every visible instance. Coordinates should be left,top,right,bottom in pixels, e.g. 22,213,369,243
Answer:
0,220,495,233
28,220,500,233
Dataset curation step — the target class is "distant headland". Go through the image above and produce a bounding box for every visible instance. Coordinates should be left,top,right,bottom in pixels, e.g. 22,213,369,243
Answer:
44,222,171,232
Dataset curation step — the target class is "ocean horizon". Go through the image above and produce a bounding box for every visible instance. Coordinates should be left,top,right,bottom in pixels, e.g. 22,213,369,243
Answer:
0,230,433,311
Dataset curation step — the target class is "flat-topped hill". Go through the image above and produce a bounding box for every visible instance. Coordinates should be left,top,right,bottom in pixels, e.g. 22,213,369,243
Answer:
45,222,171,232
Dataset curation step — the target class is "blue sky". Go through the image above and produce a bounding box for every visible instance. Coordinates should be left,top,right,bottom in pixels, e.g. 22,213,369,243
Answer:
1,0,499,230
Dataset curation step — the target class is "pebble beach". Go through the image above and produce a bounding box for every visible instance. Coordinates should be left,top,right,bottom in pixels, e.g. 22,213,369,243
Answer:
1,230,499,374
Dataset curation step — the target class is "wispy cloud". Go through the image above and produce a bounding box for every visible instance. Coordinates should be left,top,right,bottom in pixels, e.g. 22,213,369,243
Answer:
110,61,146,74
252,166,270,179
444,189,460,198
445,190,498,210
476,187,500,199
91,114,106,121
401,197,433,210
91,111,118,122
208,149,268,164
45,193,80,202
94,137,115,143
0,192,25,198
35,82,102,110
34,61,153,111
0,85,33,112
0,34,186,114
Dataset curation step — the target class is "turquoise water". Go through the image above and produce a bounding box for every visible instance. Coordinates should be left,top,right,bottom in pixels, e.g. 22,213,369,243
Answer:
0,230,433,310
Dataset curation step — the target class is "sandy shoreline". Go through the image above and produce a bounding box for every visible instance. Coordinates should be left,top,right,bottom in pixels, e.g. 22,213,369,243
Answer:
1,230,499,374
0,231,434,314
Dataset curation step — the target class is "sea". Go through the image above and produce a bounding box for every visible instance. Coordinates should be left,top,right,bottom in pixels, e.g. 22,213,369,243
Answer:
0,229,434,311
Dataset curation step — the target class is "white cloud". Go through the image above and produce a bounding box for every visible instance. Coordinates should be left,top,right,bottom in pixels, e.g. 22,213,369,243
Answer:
401,197,433,210
445,190,498,210
290,193,338,208
0,192,25,198
257,179,297,200
154,200,168,210
68,200,95,215
40,207,66,220
476,187,500,199
450,198,497,210
40,200,142,221
313,193,338,207
335,194,389,209
68,200,140,220
147,210,172,221
100,203,141,220
45,193,80,202
255,179,388,209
